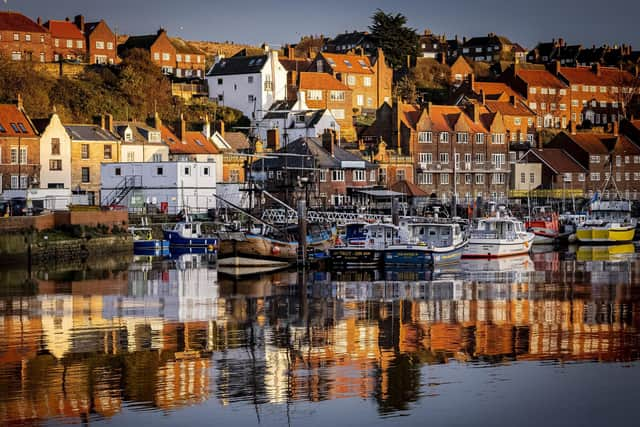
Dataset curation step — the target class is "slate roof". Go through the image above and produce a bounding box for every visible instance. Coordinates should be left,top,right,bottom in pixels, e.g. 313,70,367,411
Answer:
207,55,268,76
64,125,118,141
0,11,46,33
526,148,587,173
254,137,375,170
118,34,158,53
279,58,312,73
113,121,164,145
463,34,512,47
44,20,83,40
224,131,251,151
0,105,37,137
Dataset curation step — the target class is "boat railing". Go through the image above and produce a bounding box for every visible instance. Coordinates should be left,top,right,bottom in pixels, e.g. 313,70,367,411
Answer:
470,230,519,240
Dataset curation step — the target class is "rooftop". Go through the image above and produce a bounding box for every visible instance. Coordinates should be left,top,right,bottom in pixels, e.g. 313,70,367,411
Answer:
0,11,46,33
44,20,83,40
0,104,37,138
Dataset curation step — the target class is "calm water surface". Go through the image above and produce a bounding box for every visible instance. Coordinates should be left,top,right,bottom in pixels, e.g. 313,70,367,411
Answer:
1,246,639,426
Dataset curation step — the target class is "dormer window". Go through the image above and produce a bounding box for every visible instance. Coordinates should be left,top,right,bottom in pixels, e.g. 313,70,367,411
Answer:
149,131,160,143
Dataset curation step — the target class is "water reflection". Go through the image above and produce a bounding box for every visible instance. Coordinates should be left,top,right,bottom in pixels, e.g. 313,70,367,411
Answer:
0,249,639,424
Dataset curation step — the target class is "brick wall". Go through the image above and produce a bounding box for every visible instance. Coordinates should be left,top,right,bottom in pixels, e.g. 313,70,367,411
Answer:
0,210,128,233
0,213,55,232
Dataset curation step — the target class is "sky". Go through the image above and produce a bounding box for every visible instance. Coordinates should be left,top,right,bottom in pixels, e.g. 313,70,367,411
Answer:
6,0,640,50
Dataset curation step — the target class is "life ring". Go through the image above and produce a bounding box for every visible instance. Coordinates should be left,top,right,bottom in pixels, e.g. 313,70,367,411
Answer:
272,245,281,255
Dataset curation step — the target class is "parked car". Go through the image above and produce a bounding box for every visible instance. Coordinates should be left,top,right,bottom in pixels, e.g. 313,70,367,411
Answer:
2,197,45,216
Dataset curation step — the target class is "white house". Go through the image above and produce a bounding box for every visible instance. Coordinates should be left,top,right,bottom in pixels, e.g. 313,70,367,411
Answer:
258,93,340,147
206,47,287,121
33,111,72,210
113,119,169,163
100,161,216,214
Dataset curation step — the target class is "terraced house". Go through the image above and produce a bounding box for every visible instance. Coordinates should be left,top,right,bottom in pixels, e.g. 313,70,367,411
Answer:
310,50,392,116
76,16,118,65
44,18,85,62
0,101,40,195
0,11,51,62
66,120,120,205
549,62,637,127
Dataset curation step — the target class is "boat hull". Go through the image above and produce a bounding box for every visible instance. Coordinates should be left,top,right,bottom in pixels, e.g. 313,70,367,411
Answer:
134,239,169,250
384,243,466,267
575,226,636,244
163,230,218,248
329,247,384,268
462,237,534,259
218,235,298,261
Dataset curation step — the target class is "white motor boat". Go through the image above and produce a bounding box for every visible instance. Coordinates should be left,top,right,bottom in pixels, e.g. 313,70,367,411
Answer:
463,211,535,258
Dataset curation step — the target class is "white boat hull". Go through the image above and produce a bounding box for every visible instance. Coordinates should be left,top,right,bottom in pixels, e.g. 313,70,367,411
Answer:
462,234,535,258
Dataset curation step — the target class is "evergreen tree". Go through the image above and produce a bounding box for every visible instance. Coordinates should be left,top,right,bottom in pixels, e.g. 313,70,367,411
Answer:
369,9,419,70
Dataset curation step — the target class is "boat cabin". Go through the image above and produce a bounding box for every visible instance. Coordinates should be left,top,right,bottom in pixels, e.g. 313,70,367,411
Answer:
363,223,400,248
171,220,204,238
338,222,369,246
472,218,525,240
588,200,633,223
401,222,463,247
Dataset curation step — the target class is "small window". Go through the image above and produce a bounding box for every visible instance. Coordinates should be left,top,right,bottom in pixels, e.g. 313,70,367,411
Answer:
157,167,164,176
217,78,223,85
81,144,90,159
81,167,90,183
184,167,190,175
115,167,121,176
203,167,210,176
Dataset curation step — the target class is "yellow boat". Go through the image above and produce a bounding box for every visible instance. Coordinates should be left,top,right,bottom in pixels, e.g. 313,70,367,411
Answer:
576,200,637,244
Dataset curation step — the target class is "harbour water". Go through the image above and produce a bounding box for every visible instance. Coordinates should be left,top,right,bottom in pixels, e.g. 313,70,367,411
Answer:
1,246,639,426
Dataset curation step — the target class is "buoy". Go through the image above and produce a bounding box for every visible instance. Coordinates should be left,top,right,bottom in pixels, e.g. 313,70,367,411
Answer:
208,244,214,252
272,245,281,255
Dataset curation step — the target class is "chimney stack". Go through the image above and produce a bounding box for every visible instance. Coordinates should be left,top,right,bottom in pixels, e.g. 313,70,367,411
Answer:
74,15,85,33
322,128,335,156
104,113,113,133
426,101,432,116
510,95,516,106
613,120,619,136
267,128,280,150
480,89,486,105
16,93,23,110
553,60,561,75
37,17,42,26
470,73,475,91
470,102,479,123
100,114,105,130
570,119,577,135
592,63,601,77
179,113,186,141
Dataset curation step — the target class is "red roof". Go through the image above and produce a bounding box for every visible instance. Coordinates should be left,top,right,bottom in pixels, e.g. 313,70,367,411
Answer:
559,65,633,87
529,148,586,173
161,125,219,155
0,11,46,33
563,132,639,155
428,105,490,133
299,72,351,91
44,20,84,40
473,82,522,101
485,100,535,117
517,69,567,89
0,104,37,137
320,52,374,74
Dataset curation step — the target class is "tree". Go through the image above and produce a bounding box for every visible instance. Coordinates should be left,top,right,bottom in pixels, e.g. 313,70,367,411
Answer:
393,75,416,102
410,59,451,89
369,9,419,70
610,67,640,120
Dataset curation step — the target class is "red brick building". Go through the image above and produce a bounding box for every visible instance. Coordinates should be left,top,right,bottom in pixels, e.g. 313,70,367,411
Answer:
546,127,640,199
550,62,636,127
0,101,41,193
78,16,118,65
502,64,571,129
44,19,84,62
0,11,51,62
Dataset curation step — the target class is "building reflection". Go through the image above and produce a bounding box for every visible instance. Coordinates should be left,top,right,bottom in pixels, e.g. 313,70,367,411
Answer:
0,252,639,423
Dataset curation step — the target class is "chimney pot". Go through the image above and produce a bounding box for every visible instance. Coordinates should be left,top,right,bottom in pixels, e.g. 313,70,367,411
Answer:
322,128,335,156
180,113,186,141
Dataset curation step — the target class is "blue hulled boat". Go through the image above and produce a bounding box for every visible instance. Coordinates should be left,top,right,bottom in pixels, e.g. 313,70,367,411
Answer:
163,217,218,250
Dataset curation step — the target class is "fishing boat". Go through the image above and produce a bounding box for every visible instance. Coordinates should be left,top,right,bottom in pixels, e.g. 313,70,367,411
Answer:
576,200,637,244
384,218,467,267
163,216,218,251
525,206,559,244
217,256,292,276
463,209,535,258
330,222,399,268
129,222,169,255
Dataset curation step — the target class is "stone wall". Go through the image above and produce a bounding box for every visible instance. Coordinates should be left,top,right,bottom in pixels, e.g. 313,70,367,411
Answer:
0,214,56,232
0,210,128,233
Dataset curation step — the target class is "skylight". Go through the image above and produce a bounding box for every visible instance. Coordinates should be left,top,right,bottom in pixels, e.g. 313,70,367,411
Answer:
344,59,352,68
195,139,204,146
17,123,27,133
10,123,19,132
327,58,336,67
249,59,256,66
0,123,6,133
358,59,368,69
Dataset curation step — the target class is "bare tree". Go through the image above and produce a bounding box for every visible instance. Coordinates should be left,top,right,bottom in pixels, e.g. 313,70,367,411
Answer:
611,67,640,120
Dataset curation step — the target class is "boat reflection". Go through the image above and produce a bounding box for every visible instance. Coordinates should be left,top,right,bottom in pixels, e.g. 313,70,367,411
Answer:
575,243,636,262
0,252,639,424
